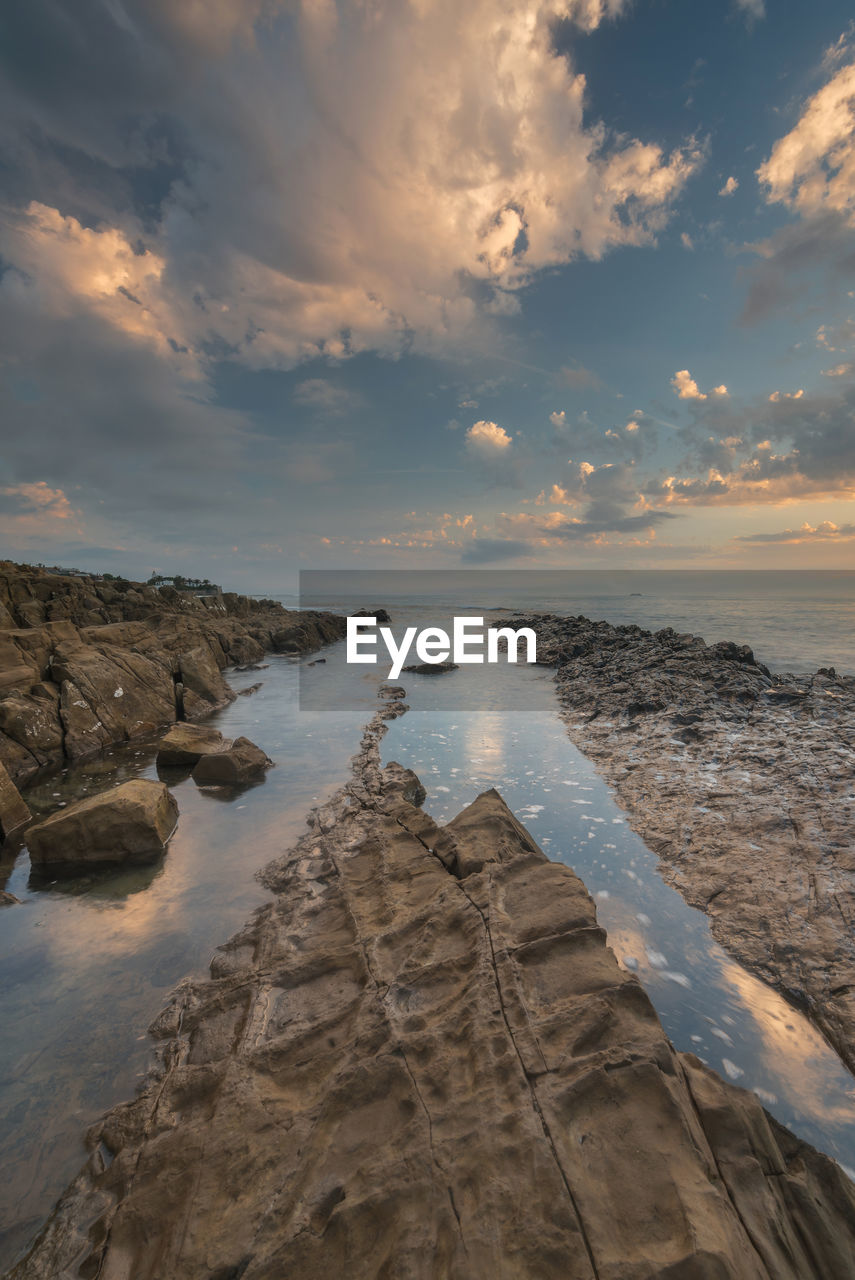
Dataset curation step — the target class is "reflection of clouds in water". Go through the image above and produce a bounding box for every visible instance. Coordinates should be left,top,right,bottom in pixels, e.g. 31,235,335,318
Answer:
716,957,855,1126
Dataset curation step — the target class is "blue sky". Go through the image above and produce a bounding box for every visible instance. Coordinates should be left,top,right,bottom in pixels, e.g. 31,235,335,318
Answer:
1,0,854,588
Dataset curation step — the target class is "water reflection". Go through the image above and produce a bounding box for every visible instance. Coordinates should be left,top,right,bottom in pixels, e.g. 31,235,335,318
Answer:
381,688,855,1175
0,661,367,1270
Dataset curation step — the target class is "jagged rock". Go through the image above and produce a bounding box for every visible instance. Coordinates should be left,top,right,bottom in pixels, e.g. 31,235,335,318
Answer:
26,779,178,870
1,889,21,905
156,724,230,768
0,562,347,785
191,736,271,786
12,711,855,1279
0,761,30,840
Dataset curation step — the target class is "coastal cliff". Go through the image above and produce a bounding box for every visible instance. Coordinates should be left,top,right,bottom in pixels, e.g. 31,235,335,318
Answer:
509,614,855,1077
0,563,345,789
13,696,855,1280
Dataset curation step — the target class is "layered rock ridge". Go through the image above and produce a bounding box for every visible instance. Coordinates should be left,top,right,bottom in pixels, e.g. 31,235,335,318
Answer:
0,563,345,788
502,614,855,1076
12,703,855,1279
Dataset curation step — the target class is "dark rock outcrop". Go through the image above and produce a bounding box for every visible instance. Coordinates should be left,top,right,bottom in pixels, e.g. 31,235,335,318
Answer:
0,761,30,841
191,736,272,786
13,702,855,1279
0,563,346,787
505,613,855,1075
26,779,178,870
402,660,459,675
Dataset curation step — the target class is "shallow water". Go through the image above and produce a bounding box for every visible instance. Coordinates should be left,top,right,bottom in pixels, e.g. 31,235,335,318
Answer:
0,661,369,1270
2,633,854,1269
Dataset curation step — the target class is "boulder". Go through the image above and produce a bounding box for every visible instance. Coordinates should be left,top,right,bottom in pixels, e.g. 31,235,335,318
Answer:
27,779,179,870
157,724,230,767
191,737,271,786
0,761,31,841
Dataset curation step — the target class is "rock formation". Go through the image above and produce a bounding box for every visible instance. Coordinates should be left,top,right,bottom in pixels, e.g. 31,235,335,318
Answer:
191,736,272,786
0,563,345,788
156,723,231,768
506,614,855,1076
0,761,30,841
13,700,855,1279
26,779,179,871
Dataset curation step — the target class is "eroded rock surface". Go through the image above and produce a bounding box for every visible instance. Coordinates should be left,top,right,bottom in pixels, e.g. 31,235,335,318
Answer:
13,703,855,1279
0,761,30,841
26,778,178,870
507,613,855,1074
0,563,346,786
191,736,272,786
156,724,230,768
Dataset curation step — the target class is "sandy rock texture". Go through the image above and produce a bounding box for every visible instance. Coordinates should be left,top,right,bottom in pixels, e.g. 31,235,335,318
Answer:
26,779,179,870
0,563,345,787
0,761,30,841
508,613,855,1075
12,702,855,1279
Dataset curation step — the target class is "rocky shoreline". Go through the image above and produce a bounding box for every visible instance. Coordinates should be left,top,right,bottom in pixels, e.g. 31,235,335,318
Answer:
505,613,855,1077
10,688,855,1278
0,563,345,792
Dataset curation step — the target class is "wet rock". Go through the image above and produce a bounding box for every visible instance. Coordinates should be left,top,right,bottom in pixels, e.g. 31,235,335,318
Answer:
26,779,178,870
0,562,347,785
15,715,855,1279
0,761,30,841
177,647,233,719
0,889,21,905
156,724,230,768
191,736,272,786
401,660,459,675
352,606,391,623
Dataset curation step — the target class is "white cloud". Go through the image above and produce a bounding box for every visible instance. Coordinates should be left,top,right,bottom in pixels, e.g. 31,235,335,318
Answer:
0,0,702,372
758,59,855,220
671,369,728,400
719,176,739,197
735,0,765,21
465,420,513,458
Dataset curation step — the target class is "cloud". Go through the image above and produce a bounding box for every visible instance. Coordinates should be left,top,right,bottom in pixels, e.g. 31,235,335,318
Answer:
735,0,765,19
549,406,657,459
649,377,855,506
743,55,855,322
719,176,739,197
465,420,513,457
736,521,855,544
0,481,75,520
671,369,728,400
293,380,359,415
0,0,701,373
758,60,855,220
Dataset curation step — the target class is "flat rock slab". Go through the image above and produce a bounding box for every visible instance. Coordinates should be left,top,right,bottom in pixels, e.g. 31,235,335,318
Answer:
26,779,178,870
191,736,272,786
156,723,231,767
14,706,855,1279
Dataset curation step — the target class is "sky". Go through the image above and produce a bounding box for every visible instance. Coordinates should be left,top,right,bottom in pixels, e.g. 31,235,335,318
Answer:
1,0,855,589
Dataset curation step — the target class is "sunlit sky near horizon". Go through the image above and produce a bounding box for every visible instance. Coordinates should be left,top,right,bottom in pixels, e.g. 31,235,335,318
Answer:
1,0,855,588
